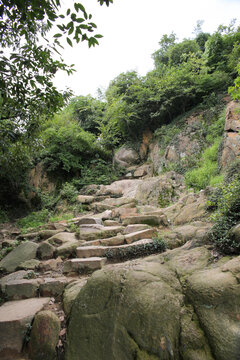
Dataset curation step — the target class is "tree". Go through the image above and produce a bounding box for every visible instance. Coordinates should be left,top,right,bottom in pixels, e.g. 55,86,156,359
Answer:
70,95,106,135
152,33,177,68
0,0,113,205
0,0,113,143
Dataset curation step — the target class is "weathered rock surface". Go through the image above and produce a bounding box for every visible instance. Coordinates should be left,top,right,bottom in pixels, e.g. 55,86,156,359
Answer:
79,225,124,241
124,228,155,244
0,297,50,360
0,270,29,292
48,232,77,246
135,172,185,207
56,240,83,258
28,310,61,360
113,147,139,168
148,118,205,175
63,279,88,316
76,195,95,204
39,277,67,297
122,214,167,226
0,241,38,273
133,164,153,178
220,101,240,169
164,190,208,225
162,222,211,249
76,239,153,259
63,257,107,274
4,278,40,300
37,241,55,260
18,259,40,270
66,247,240,360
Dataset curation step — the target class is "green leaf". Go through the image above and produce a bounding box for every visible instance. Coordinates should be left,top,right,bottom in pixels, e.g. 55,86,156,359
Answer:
66,37,73,47
66,8,71,16
78,4,86,13
75,18,85,23
53,33,62,38
74,3,79,12
68,26,74,36
57,24,65,31
94,34,103,39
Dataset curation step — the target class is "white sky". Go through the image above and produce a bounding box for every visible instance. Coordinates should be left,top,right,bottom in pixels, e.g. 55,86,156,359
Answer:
54,0,240,97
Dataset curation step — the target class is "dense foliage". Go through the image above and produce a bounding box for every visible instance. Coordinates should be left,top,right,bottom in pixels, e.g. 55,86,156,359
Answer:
208,175,240,254
0,0,112,206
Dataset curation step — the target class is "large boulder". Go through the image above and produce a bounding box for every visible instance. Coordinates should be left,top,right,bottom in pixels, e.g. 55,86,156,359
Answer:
0,241,38,273
65,246,240,360
164,190,208,225
113,147,139,168
66,260,184,360
28,310,61,360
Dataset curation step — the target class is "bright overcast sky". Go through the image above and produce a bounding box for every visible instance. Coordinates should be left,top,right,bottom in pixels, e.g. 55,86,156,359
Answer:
54,0,240,97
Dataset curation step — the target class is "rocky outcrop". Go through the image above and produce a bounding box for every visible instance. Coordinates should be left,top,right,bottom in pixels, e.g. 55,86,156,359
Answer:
220,101,240,169
149,118,205,175
135,172,185,207
113,147,139,168
66,246,240,360
29,162,55,195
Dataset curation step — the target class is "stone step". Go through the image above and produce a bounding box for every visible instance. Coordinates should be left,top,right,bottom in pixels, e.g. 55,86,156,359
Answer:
79,225,124,241
90,202,115,212
63,257,107,274
122,214,168,226
123,224,151,234
112,207,138,219
0,271,70,300
0,297,50,360
124,228,155,244
81,234,125,247
79,228,155,248
76,239,153,258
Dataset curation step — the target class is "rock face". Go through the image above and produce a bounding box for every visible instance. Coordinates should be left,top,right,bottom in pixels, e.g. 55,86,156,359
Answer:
220,101,240,169
135,172,185,207
66,247,240,360
113,147,139,168
148,118,205,175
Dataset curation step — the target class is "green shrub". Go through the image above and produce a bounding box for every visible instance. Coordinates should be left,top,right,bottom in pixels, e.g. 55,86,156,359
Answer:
17,209,49,233
0,209,8,224
224,159,240,184
185,137,221,190
205,110,225,144
209,174,224,187
208,176,240,254
60,182,78,203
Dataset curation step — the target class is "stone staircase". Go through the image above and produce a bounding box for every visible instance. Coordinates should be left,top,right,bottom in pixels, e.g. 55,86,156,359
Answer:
0,172,212,359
